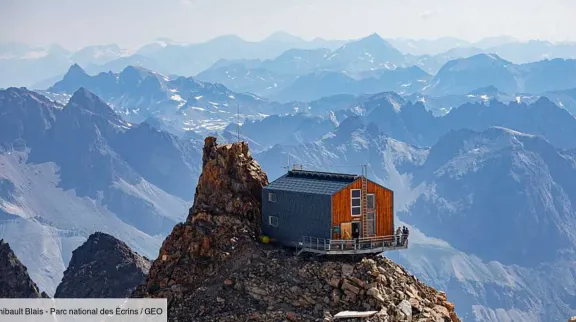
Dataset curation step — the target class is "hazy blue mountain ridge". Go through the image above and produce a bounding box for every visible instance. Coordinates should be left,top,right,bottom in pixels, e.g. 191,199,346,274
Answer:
0,87,201,295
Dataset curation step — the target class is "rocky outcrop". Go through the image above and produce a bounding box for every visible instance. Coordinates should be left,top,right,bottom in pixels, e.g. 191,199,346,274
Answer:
134,137,459,321
134,137,268,299
191,136,268,221
161,248,459,321
0,239,48,298
55,232,151,298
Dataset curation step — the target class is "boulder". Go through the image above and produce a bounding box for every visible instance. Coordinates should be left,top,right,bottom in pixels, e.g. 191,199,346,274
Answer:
398,299,413,321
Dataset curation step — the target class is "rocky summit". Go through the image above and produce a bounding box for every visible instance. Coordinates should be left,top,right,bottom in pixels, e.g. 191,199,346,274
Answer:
134,137,460,321
0,239,48,298
55,232,151,298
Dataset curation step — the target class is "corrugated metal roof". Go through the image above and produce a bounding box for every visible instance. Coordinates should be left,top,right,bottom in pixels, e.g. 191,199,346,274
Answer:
264,170,360,195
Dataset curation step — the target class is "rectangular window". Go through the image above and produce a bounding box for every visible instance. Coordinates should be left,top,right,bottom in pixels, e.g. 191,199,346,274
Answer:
268,192,276,202
351,189,361,216
367,194,375,209
367,211,375,235
367,219,375,235
268,216,278,227
367,211,375,220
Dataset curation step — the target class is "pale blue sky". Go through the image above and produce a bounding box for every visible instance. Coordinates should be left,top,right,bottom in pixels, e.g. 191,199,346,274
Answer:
1,0,575,49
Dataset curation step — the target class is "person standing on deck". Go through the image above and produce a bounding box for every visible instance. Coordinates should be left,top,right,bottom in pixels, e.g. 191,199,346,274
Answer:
353,225,360,245
395,227,402,246
402,226,407,245
405,227,410,245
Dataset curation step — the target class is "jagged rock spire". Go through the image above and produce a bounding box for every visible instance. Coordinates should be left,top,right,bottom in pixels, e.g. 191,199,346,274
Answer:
0,239,48,298
134,137,269,300
190,137,268,226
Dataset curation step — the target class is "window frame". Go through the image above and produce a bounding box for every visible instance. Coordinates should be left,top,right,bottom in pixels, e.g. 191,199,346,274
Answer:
268,215,278,227
268,192,276,202
367,210,375,220
367,210,376,235
351,189,361,217
366,219,375,235
367,193,375,210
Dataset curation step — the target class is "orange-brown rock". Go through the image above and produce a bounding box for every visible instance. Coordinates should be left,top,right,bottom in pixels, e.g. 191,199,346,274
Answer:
133,138,268,302
443,301,455,313
192,136,267,227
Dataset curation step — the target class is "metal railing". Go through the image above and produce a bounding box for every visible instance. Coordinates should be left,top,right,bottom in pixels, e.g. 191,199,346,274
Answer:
297,234,409,255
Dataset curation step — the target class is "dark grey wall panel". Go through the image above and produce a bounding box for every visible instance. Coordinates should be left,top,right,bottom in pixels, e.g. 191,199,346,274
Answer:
262,187,332,246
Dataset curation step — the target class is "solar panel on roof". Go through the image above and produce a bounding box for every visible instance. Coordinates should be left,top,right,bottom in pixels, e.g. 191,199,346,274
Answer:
286,170,359,182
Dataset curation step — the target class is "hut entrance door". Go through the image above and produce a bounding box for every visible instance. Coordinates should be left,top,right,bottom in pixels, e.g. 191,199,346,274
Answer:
340,222,352,240
351,222,361,239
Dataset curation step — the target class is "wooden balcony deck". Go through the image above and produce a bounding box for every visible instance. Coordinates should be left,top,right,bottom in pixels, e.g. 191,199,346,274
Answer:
296,234,408,255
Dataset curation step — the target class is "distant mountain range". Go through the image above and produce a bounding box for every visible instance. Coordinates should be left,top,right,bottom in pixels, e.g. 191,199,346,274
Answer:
425,54,576,96
44,64,285,134
0,44,72,90
196,36,576,101
130,33,346,78
271,67,431,102
237,91,576,151
4,32,576,93
38,61,576,145
196,34,449,81
195,34,431,99
387,37,485,55
407,126,576,266
201,49,576,102
396,126,576,321
0,87,201,295
389,36,576,62
0,33,345,89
